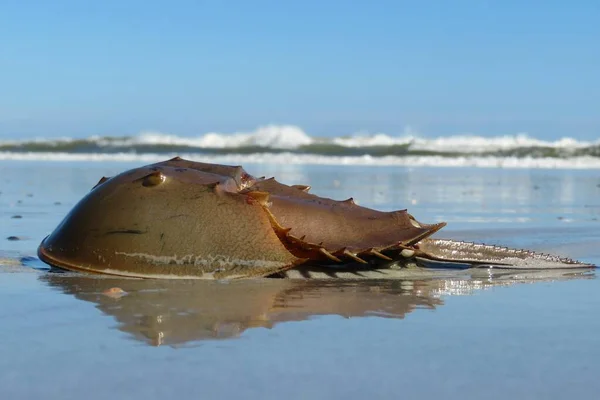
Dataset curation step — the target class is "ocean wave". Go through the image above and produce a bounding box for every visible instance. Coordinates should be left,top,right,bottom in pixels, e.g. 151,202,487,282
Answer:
2,151,600,169
1,125,599,166
114,125,314,149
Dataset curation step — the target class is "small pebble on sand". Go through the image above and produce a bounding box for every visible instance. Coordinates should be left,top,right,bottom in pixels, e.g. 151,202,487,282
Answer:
102,287,127,298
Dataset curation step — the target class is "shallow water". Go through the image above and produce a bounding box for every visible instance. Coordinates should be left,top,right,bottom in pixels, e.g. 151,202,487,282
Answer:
1,160,599,399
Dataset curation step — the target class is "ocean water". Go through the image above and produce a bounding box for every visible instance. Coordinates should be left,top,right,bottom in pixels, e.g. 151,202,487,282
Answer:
1,158,600,399
2,126,600,168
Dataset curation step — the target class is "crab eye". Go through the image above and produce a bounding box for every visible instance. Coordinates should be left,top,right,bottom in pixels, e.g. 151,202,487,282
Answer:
142,171,165,187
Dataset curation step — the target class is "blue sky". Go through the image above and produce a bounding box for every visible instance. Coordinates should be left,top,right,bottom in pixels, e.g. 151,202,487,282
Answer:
1,0,599,139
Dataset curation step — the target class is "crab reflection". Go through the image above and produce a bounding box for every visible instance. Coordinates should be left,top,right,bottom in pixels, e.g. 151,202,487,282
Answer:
41,269,592,346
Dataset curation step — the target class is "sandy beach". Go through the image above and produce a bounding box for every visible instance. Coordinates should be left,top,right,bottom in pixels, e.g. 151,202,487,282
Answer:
1,159,599,399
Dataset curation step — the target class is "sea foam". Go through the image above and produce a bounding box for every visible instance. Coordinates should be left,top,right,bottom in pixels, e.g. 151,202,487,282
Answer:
1,124,599,169
2,151,600,169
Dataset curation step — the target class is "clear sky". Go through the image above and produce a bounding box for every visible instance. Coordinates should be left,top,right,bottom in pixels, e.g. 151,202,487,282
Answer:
1,0,599,139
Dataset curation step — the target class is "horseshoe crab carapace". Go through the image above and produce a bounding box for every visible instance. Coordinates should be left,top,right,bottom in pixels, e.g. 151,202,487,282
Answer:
37,158,595,279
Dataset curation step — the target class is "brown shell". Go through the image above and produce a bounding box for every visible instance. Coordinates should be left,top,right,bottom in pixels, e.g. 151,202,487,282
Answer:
38,157,445,278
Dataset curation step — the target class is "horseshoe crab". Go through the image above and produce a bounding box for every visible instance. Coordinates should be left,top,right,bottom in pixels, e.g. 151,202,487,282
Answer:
38,157,595,279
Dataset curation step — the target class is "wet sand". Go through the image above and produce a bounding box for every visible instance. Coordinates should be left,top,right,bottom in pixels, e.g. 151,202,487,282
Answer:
1,160,600,399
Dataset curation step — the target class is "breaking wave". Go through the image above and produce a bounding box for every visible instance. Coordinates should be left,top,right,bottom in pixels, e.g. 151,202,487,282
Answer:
1,125,599,168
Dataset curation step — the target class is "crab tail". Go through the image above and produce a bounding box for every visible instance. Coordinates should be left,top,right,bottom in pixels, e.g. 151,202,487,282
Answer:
415,239,595,270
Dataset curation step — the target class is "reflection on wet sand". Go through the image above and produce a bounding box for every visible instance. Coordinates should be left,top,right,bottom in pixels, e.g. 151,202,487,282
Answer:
41,269,593,347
